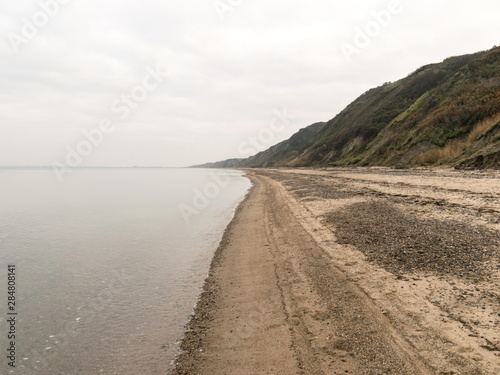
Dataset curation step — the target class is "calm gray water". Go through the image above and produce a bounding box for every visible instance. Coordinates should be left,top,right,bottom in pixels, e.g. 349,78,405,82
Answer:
0,168,250,374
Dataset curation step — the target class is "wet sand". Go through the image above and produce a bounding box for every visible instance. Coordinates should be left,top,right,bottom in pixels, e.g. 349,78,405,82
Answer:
173,168,500,374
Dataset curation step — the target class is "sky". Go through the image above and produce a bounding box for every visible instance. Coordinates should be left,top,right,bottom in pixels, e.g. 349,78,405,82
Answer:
0,0,498,167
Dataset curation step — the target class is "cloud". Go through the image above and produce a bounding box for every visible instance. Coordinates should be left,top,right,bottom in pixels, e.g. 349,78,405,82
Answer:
1,0,499,166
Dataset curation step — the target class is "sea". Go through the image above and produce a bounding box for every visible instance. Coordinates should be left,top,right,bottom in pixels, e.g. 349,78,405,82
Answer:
0,168,251,374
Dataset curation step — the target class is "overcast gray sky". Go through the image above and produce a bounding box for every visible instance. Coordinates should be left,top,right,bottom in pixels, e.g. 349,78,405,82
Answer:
0,0,498,167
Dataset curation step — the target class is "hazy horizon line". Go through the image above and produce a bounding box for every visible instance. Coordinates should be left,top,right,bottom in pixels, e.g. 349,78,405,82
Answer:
0,165,192,169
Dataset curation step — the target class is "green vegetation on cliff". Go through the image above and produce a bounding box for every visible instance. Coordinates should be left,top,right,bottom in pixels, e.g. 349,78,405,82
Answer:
196,46,500,170
192,122,325,168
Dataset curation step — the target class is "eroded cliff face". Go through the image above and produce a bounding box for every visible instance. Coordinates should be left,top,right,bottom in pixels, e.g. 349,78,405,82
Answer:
195,46,500,170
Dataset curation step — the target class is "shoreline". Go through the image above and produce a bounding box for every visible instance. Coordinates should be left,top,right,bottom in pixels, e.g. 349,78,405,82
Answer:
172,173,256,374
172,168,500,374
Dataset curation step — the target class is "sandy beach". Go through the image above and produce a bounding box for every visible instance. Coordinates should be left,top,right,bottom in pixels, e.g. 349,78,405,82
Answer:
173,168,500,375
